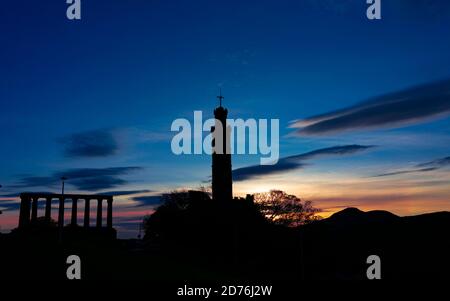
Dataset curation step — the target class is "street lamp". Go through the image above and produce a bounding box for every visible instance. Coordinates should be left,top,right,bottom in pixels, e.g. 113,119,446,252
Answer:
61,177,67,195
58,177,67,243
0,185,2,215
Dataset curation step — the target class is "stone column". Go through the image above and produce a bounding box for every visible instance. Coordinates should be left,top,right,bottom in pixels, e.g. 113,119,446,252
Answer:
31,197,38,223
84,198,90,227
96,198,103,228
18,196,31,228
71,198,78,226
58,196,65,230
45,197,52,221
107,198,113,229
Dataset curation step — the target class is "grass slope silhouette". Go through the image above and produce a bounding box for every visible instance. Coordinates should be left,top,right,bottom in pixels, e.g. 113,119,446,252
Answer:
1,193,449,280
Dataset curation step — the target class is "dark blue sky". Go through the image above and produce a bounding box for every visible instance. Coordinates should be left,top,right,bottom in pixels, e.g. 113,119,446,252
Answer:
1,0,450,237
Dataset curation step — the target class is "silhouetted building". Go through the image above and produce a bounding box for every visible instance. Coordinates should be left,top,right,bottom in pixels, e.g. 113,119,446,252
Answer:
211,91,233,202
18,192,116,238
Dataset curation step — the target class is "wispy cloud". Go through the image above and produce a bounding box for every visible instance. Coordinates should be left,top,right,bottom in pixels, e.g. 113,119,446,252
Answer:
373,167,438,178
0,200,20,211
98,190,152,196
11,167,142,191
59,129,119,158
417,156,450,168
0,193,21,198
373,155,450,177
233,145,374,181
132,195,162,207
68,176,127,191
290,79,450,135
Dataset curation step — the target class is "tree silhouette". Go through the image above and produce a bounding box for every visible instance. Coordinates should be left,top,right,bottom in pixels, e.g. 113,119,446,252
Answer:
253,190,321,227
142,190,212,241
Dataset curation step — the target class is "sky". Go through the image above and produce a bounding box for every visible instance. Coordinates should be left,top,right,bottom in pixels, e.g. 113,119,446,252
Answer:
1,0,450,238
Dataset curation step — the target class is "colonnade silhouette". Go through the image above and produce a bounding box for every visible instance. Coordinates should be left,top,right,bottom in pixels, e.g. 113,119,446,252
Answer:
18,193,113,229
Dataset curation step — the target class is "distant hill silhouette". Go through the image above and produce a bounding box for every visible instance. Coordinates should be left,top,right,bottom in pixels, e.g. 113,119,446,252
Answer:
317,207,450,229
299,208,450,280
324,207,400,225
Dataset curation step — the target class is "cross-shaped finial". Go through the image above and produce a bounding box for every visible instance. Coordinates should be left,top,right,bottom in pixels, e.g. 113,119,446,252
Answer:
217,88,224,107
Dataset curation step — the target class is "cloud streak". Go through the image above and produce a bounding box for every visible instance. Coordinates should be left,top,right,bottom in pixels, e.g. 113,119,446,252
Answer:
0,200,20,211
290,79,450,135
373,167,437,178
417,156,450,168
59,129,119,158
11,167,142,191
233,144,374,181
132,195,162,207
373,155,450,177
98,190,152,196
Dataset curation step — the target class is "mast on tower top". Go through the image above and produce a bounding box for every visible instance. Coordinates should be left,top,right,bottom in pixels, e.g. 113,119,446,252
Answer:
217,88,224,107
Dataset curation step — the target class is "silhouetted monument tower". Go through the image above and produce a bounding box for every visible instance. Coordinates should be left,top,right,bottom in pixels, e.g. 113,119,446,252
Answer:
211,89,233,202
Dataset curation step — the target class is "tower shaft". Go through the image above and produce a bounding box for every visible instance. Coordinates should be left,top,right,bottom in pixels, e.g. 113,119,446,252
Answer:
211,99,233,202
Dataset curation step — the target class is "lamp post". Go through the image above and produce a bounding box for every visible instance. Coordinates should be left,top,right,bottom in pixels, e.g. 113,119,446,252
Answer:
58,177,67,242
61,177,67,195
0,185,2,227
0,185,2,215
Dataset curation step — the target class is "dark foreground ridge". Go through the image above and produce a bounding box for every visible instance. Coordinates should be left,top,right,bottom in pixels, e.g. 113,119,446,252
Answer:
1,196,449,281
